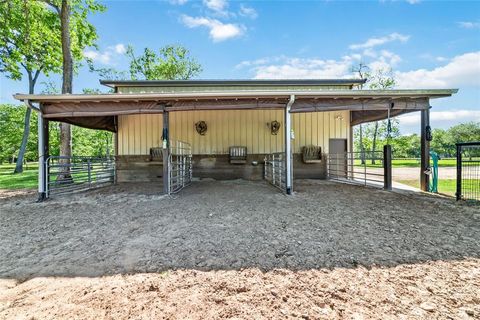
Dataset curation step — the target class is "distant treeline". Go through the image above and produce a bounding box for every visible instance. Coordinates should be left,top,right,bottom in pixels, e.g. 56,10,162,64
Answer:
354,121,480,159
0,104,113,164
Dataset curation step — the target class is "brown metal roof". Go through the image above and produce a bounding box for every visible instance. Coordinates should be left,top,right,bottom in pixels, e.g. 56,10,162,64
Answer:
99,79,367,88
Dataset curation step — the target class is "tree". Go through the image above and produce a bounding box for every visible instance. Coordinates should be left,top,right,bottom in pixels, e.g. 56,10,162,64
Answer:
351,62,369,164
448,122,480,145
42,0,105,177
364,68,396,163
0,0,62,173
126,45,202,80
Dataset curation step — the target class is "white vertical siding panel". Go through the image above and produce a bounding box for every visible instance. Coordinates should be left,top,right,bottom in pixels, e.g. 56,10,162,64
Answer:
116,109,352,156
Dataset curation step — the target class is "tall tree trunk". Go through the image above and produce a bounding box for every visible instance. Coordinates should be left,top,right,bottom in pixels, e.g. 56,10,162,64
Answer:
359,124,365,165
59,0,72,177
371,121,379,165
14,70,39,174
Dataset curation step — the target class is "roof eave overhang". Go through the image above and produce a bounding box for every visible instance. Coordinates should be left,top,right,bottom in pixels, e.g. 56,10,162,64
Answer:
14,89,459,104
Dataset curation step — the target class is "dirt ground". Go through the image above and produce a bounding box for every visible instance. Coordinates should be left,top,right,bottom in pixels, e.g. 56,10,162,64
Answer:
392,167,457,181
1,179,479,319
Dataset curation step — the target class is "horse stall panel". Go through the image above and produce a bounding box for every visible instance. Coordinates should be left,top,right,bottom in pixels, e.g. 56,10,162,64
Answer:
117,111,350,156
115,110,351,182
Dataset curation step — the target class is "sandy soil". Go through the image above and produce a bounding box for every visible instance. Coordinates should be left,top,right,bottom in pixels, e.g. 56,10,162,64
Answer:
1,179,479,319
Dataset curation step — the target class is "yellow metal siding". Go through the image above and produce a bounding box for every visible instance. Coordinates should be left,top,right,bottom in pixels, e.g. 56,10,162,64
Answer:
117,110,350,155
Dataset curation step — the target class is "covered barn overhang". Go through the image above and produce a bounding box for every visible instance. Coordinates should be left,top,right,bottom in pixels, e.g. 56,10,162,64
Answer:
14,89,457,132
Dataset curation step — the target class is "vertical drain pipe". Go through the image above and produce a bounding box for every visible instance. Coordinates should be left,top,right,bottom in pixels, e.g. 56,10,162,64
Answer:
285,95,295,195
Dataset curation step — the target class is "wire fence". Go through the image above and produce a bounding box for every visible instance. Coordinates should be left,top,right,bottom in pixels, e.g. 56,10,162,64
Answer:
456,142,480,202
45,156,115,197
264,152,286,191
168,140,193,194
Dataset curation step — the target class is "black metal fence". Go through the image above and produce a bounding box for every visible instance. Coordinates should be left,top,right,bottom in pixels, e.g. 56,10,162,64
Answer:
456,142,480,202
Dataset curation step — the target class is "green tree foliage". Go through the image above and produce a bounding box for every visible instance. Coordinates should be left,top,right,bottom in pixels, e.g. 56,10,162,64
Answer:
0,1,62,82
0,0,104,173
0,103,113,163
0,104,37,163
354,121,480,159
0,0,63,172
126,45,202,80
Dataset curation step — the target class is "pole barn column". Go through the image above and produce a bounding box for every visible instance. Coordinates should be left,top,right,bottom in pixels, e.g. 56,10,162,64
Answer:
162,111,170,195
37,114,49,201
285,95,295,195
420,108,430,192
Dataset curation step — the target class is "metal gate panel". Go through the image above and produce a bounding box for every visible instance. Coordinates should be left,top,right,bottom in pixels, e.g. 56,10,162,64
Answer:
45,156,115,197
168,140,193,194
327,147,391,189
264,152,287,192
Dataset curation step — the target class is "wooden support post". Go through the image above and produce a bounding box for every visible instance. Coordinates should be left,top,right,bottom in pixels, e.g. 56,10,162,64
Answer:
420,108,430,191
37,116,49,201
162,111,170,195
383,144,392,190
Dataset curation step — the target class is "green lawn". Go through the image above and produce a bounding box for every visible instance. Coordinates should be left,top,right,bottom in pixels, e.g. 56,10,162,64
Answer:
354,158,458,168
0,163,38,190
398,179,453,196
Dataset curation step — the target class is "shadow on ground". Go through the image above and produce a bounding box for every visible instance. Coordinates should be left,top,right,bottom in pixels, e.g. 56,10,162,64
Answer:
1,179,479,279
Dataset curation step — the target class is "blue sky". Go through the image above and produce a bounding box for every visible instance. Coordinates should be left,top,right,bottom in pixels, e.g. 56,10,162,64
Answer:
1,0,479,134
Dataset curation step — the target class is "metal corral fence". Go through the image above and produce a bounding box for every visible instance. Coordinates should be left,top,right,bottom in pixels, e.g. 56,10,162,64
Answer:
45,156,115,197
264,152,286,191
456,142,480,202
168,140,193,194
328,145,392,190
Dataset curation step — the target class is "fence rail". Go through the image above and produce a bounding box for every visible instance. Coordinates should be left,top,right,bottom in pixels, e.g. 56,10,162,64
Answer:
328,145,392,190
456,142,480,202
168,140,193,194
264,152,286,191
46,156,115,197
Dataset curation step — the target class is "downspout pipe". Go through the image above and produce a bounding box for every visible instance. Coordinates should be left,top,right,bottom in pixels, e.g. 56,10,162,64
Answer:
23,100,47,201
285,95,295,194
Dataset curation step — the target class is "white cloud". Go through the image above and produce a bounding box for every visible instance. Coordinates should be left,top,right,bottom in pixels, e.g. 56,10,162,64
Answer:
84,50,112,64
245,56,356,79
181,15,244,42
350,32,410,50
398,110,480,125
239,48,403,79
395,51,480,88
239,4,258,19
458,21,480,29
203,0,228,13
83,43,126,65
114,44,126,54
406,0,421,4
